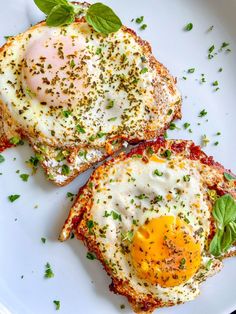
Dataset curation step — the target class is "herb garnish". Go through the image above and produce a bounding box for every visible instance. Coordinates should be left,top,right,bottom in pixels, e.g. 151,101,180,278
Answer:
41,237,46,243
44,263,54,278
153,169,163,177
87,220,94,234
184,23,193,31
187,68,195,73
8,194,20,202
86,252,96,260
135,16,144,24
199,109,207,117
53,300,60,310
34,0,122,35
61,164,70,175
20,174,29,182
209,194,236,256
0,154,5,163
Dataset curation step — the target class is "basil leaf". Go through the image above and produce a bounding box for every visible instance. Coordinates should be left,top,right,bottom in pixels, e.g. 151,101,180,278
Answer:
213,194,236,227
34,0,68,15
209,231,222,256
221,225,233,253
224,172,236,181
85,3,122,35
229,221,236,238
46,4,75,27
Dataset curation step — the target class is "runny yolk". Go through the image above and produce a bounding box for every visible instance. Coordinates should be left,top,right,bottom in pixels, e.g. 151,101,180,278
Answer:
131,216,201,287
22,33,89,107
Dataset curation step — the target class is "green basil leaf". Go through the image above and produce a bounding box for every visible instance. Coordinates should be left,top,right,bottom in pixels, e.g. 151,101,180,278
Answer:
221,225,233,253
34,0,68,15
85,3,122,35
46,4,75,27
224,172,236,181
213,194,236,227
229,221,236,237
209,231,222,256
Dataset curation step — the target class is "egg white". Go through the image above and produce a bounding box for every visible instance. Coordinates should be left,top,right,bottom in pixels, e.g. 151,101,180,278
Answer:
0,22,180,148
88,155,221,304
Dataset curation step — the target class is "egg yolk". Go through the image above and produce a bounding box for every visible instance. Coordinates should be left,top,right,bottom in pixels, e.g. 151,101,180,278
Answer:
131,216,201,287
22,33,89,107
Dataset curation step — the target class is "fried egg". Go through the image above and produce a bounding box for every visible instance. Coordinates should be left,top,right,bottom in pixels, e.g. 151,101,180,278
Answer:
60,139,236,313
0,19,181,148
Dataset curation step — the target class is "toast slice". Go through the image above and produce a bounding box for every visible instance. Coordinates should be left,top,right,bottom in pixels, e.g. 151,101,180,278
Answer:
59,138,236,312
0,3,181,186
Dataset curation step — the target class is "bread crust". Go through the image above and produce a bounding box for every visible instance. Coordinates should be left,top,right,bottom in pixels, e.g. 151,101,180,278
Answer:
59,138,236,313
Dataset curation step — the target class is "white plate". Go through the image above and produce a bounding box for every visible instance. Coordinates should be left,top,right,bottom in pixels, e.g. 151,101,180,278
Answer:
0,0,235,313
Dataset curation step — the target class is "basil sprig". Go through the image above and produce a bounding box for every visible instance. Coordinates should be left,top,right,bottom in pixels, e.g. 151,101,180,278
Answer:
85,3,122,35
210,194,236,256
34,0,122,34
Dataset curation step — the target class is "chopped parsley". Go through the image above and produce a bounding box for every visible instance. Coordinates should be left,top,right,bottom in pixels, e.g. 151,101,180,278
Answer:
169,123,179,131
184,23,193,31
220,42,230,50
214,141,219,146
0,154,5,163
153,169,163,177
106,100,114,109
61,165,70,175
87,220,94,234
183,122,190,129
4,35,13,40
183,175,191,182
26,154,42,172
97,131,106,138
154,195,163,202
70,59,75,68
20,174,29,182
44,263,54,278
162,150,172,159
53,300,60,311
86,252,96,260
206,259,213,270
208,45,215,54
121,230,133,242
120,304,125,310
199,109,207,117
104,210,122,221
216,132,221,136
41,237,46,244
8,194,20,202
187,68,195,73
9,136,23,145
140,24,147,30
96,47,102,55
66,192,75,201
62,110,71,118
212,80,219,86
135,16,144,24
179,258,186,269
108,117,117,122
76,125,86,133
140,67,148,74
218,67,223,72
135,194,148,200
167,109,173,115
